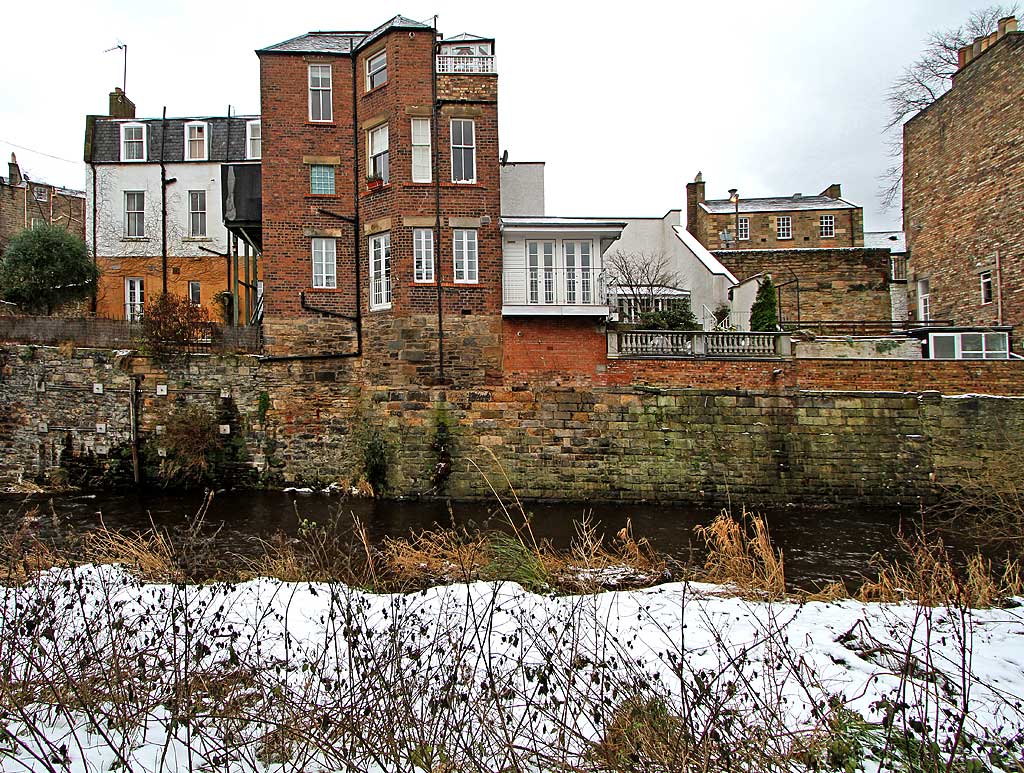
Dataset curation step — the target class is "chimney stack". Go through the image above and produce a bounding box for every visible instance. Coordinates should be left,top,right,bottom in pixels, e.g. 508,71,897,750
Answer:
8,153,22,187
685,171,706,237
108,87,136,119
820,183,842,199
957,16,1018,71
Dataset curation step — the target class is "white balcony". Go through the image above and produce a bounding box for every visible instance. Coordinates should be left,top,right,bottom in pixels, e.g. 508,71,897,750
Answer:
608,329,791,358
502,267,609,316
437,54,496,74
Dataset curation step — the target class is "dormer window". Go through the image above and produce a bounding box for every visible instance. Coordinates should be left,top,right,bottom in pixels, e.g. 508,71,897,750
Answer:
120,123,146,161
366,50,387,90
184,122,208,161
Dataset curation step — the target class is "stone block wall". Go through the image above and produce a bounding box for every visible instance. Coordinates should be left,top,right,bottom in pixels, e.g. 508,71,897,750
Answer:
3,345,1024,507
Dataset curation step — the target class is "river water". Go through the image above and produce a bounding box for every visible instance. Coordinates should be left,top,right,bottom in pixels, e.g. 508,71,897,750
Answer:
0,489,993,591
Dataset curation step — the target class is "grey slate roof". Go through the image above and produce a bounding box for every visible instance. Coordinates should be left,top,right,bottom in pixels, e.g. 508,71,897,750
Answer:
502,216,627,229
442,32,493,42
358,15,433,50
258,32,364,55
89,116,258,164
864,231,907,254
259,15,434,56
700,195,858,214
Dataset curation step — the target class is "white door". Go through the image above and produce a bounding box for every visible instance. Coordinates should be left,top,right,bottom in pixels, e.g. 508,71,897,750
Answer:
125,277,145,321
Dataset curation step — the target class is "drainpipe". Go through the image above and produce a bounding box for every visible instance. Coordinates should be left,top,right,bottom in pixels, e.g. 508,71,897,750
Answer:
432,16,445,385
160,107,168,294
995,249,1004,325
349,56,363,356
90,162,98,313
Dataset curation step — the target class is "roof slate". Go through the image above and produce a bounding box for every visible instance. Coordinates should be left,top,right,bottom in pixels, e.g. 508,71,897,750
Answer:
90,116,258,164
701,195,857,214
357,14,433,50
259,32,364,55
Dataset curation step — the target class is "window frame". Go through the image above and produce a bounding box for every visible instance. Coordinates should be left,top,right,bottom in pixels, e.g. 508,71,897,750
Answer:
309,164,336,195
366,50,387,90
124,191,145,237
188,281,201,306
917,279,930,321
246,120,261,160
308,64,333,123
776,215,792,240
311,237,337,289
125,277,145,321
413,228,435,283
450,118,476,183
928,331,1008,360
563,239,594,304
188,190,207,238
32,186,48,202
453,228,479,284
819,214,835,238
737,216,750,241
184,121,208,161
980,271,994,305
30,217,45,229
368,123,389,183
369,232,392,310
411,118,432,183
120,122,146,162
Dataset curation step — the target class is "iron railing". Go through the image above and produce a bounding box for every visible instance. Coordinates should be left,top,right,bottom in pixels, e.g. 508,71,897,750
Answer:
436,55,496,74
0,315,262,354
608,329,791,358
781,319,953,336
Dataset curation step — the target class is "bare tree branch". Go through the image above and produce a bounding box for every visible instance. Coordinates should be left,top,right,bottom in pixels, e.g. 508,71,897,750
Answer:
879,4,1017,210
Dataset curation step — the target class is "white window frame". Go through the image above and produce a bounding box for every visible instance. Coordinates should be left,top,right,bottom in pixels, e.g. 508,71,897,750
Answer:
413,228,434,283
188,190,207,237
308,64,333,123
32,186,48,202
819,214,835,238
124,191,145,237
737,216,749,241
776,216,792,240
184,121,208,161
188,281,201,306
368,123,389,183
120,123,146,162
917,279,930,321
311,237,337,289
980,271,993,305
411,118,432,183
246,120,261,160
310,164,335,195
30,217,44,229
450,118,476,183
369,232,392,310
366,50,387,90
125,277,145,321
453,228,478,284
527,240,556,304
929,331,1008,360
563,240,594,304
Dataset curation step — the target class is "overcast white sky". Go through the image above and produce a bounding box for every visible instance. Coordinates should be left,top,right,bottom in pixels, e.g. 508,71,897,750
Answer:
1,0,983,231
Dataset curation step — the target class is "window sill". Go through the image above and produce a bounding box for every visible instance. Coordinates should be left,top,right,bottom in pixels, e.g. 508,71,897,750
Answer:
308,286,344,293
306,121,336,127
182,237,212,242
183,157,209,162
305,193,340,199
444,181,481,187
120,237,150,242
369,304,393,312
360,184,392,197
363,82,388,97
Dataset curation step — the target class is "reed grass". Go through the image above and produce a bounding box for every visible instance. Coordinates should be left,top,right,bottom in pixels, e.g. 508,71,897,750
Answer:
694,508,786,599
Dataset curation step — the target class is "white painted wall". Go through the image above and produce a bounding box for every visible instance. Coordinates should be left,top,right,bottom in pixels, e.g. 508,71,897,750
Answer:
86,163,230,258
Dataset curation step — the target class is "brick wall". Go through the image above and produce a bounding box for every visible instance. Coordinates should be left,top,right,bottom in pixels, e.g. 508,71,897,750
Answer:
259,25,504,379
0,181,86,255
903,33,1024,349
714,247,893,322
4,344,1024,506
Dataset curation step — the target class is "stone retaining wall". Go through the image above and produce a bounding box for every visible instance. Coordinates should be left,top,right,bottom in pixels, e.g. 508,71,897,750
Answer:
2,344,1022,506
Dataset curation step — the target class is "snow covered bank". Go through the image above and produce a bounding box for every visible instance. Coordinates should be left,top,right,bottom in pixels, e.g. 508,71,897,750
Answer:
1,565,1022,772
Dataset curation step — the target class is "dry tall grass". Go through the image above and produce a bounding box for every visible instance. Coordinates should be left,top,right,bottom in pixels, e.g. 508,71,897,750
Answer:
694,509,786,599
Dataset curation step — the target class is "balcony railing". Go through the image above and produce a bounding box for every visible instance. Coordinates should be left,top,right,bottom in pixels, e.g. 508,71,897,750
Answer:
608,329,791,359
503,267,608,309
437,54,496,74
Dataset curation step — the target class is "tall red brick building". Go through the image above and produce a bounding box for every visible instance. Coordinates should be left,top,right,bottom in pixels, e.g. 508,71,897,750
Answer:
1,154,85,257
903,16,1022,353
257,16,502,384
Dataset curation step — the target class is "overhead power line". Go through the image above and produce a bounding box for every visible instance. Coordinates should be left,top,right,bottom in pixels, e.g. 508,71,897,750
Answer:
0,139,82,166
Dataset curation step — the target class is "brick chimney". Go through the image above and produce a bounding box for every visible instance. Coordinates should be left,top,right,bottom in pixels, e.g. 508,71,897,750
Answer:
8,153,22,186
685,171,706,237
820,183,842,199
957,16,1017,70
108,87,136,118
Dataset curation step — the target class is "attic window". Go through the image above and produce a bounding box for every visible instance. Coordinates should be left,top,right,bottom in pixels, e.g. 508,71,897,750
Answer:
184,122,208,161
120,123,146,161
32,186,48,202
